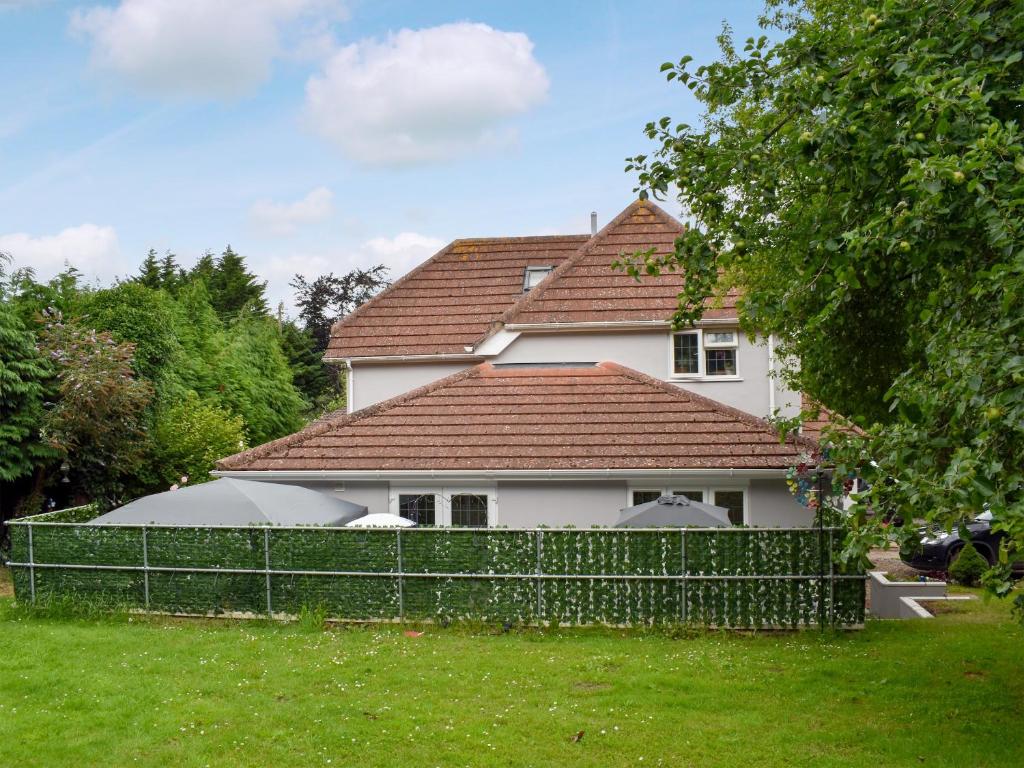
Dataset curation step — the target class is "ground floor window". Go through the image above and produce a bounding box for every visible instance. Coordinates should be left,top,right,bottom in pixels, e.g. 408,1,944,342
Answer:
391,487,496,527
398,494,436,525
713,490,746,525
630,489,663,505
451,493,488,527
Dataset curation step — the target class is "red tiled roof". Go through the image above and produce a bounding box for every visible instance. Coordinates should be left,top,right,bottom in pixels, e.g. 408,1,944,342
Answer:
325,200,740,360
800,393,863,441
501,200,739,326
325,235,589,358
217,362,814,472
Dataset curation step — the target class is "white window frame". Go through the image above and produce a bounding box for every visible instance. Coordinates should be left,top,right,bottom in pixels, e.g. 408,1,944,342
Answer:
668,329,741,381
522,265,554,292
389,486,498,527
626,484,748,525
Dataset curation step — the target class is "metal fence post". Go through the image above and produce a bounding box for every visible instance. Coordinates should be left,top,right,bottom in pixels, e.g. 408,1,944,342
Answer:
535,530,543,621
27,523,36,604
680,528,688,623
142,527,150,610
828,528,836,629
263,528,273,618
396,528,404,621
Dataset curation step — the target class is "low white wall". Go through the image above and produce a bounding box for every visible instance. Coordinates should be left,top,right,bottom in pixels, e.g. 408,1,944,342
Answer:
868,571,947,619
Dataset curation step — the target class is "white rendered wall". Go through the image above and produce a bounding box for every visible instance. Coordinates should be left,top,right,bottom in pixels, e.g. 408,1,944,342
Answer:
350,362,470,411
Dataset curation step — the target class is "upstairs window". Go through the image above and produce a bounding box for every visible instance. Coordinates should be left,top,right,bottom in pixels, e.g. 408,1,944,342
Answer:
523,265,554,291
671,329,739,378
704,331,738,376
673,332,700,375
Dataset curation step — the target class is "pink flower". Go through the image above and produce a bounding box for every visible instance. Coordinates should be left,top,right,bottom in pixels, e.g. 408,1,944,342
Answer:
169,484,179,491
180,475,189,484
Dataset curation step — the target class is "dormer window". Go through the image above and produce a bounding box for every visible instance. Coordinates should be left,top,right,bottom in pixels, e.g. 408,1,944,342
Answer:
523,265,554,291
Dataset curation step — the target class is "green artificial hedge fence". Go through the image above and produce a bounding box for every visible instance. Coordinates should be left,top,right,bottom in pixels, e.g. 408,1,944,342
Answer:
6,508,865,628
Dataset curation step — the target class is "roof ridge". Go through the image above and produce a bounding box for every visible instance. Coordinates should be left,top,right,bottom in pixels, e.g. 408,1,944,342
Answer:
217,363,490,470
595,360,818,451
453,234,589,245
475,200,685,345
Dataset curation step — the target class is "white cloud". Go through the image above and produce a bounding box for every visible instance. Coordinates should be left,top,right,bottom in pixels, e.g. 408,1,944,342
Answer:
250,186,334,235
70,0,345,100
305,22,549,166
0,223,124,281
259,231,444,317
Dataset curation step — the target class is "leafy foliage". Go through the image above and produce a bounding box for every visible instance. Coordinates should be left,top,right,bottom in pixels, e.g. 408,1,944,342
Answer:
217,311,306,444
205,246,268,319
291,266,389,351
0,267,53,482
151,392,247,488
37,315,154,506
622,0,1024,588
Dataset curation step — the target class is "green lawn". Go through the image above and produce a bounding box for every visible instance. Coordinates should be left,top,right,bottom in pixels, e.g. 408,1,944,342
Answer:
1,570,1022,768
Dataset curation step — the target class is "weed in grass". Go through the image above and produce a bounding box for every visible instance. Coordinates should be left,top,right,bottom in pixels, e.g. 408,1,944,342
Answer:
296,603,328,632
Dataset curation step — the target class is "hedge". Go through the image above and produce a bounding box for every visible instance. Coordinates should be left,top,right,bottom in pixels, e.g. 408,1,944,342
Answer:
6,509,864,628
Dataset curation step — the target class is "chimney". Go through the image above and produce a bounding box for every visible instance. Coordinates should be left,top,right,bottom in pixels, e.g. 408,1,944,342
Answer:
590,211,598,236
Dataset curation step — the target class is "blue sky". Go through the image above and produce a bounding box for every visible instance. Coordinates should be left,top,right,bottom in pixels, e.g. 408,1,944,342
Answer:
0,0,766,315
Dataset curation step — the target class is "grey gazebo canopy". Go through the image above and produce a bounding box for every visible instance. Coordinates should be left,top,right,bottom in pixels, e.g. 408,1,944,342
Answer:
90,478,367,527
615,494,733,528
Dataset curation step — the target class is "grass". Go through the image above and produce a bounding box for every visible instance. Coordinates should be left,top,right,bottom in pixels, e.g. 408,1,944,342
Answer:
1,571,1022,768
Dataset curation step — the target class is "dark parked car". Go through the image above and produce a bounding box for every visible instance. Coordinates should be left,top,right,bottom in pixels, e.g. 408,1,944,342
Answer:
900,511,1022,573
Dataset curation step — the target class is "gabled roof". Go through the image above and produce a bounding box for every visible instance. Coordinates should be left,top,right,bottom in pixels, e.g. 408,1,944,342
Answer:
325,200,740,361
217,362,813,472
325,235,589,359
501,199,738,327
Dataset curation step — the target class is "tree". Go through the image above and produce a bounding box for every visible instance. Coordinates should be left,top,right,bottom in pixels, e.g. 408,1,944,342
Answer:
77,281,186,398
623,0,1023,596
218,311,306,444
291,266,389,352
208,245,268,319
136,249,162,289
279,319,338,412
37,314,154,507
158,251,183,294
0,261,53,483
151,392,246,488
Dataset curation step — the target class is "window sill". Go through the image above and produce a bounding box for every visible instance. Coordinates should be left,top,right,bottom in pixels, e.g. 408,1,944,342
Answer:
669,375,744,383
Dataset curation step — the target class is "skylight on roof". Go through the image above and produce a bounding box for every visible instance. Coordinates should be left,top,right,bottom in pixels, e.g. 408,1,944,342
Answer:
523,265,554,291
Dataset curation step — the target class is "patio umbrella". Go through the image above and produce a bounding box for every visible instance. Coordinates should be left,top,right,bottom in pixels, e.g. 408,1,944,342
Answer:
89,478,367,527
615,494,733,528
345,513,416,528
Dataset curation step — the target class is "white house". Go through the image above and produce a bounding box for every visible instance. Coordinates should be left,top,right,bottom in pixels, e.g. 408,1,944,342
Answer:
216,201,816,528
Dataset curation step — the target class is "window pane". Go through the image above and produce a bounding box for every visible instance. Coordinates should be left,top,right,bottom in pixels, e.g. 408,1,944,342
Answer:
451,494,488,527
398,494,435,525
673,333,700,374
705,348,737,376
631,490,662,505
714,491,744,525
523,267,553,291
705,331,737,346
671,489,704,503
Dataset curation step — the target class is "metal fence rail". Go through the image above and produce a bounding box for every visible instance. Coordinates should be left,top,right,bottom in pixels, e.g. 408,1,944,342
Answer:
4,517,866,628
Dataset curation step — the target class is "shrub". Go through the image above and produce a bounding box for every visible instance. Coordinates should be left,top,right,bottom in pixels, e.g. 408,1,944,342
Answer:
948,542,988,587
